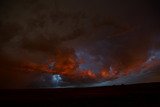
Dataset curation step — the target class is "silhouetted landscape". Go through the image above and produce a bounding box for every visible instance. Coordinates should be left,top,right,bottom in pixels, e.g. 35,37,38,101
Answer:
0,82,159,106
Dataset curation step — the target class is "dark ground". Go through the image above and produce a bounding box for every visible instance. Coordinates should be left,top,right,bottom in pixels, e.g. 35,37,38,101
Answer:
0,82,159,107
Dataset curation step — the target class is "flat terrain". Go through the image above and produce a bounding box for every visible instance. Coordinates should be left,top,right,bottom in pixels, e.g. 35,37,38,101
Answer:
0,82,159,106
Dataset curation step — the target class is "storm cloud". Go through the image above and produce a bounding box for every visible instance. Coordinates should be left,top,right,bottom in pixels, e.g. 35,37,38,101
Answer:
0,0,160,88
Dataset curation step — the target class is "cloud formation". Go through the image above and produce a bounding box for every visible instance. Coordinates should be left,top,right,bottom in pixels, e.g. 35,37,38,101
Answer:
0,0,160,88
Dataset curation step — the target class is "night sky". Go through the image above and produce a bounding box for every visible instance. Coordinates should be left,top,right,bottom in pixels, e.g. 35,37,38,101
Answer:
0,0,160,88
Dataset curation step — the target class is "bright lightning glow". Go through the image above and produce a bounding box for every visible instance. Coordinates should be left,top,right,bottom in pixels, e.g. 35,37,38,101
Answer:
52,74,62,87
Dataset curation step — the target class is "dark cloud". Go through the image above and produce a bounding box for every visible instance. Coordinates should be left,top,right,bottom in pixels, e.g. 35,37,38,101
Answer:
0,0,159,88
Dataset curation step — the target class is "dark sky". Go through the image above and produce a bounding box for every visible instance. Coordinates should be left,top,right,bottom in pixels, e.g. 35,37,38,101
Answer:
0,0,160,88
